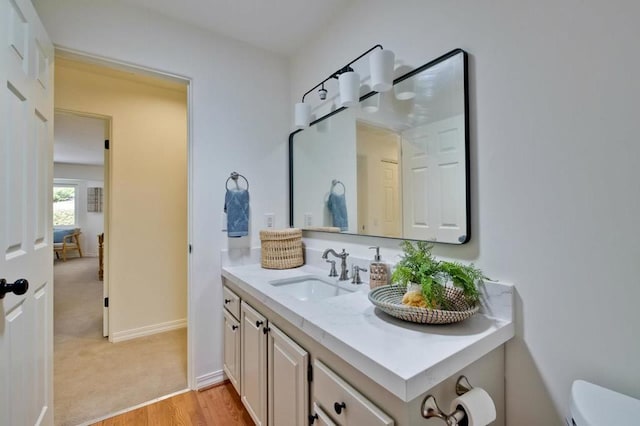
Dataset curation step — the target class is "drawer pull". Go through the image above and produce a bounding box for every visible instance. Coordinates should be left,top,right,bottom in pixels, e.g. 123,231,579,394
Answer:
334,401,346,415
232,325,238,331
256,320,264,328
224,298,231,304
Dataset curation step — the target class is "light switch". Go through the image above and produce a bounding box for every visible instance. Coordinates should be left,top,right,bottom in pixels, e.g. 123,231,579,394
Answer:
304,213,313,227
264,213,275,228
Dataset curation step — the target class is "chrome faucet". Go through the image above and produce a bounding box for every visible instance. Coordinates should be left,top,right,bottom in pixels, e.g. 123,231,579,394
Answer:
321,248,349,281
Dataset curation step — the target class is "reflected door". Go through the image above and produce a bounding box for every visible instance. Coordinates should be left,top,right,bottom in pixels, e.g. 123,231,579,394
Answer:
402,115,466,243
380,160,401,237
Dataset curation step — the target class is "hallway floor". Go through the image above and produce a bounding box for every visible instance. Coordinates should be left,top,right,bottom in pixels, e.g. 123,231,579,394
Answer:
54,257,187,426
90,383,252,425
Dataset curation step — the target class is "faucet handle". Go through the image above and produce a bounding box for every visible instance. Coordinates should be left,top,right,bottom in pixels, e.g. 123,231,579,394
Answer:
326,260,338,277
351,265,367,284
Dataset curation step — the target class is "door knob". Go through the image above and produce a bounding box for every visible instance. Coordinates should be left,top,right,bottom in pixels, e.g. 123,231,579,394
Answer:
0,278,29,299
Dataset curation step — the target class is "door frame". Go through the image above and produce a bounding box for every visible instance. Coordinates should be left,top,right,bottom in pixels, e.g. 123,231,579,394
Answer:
54,46,195,390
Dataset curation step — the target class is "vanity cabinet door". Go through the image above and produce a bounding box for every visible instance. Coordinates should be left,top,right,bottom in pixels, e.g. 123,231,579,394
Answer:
223,310,241,394
313,360,394,426
268,323,309,426
240,301,268,426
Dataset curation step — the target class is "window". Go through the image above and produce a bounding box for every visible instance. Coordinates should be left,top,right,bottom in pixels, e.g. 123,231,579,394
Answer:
53,185,78,226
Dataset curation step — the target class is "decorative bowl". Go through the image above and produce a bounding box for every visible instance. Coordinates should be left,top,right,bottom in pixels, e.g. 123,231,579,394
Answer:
368,285,479,324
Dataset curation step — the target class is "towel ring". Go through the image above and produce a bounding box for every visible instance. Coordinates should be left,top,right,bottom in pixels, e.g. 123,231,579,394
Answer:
226,171,249,191
331,179,345,195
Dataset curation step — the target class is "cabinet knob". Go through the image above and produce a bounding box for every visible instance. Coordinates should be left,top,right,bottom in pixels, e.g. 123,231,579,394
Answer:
334,401,346,415
255,320,264,328
309,413,319,424
224,298,231,304
232,325,238,331
262,326,270,335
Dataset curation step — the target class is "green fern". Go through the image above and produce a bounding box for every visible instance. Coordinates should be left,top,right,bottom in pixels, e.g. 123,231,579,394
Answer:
390,241,486,309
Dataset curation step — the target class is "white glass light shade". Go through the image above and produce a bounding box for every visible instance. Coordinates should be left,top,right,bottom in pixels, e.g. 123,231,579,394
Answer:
294,102,311,128
394,77,415,100
370,49,395,92
338,71,360,107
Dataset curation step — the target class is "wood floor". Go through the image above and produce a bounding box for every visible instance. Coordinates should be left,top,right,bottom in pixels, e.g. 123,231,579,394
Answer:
91,382,254,426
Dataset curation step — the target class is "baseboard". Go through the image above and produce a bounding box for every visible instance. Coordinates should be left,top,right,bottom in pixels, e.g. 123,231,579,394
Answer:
195,370,226,390
111,318,186,343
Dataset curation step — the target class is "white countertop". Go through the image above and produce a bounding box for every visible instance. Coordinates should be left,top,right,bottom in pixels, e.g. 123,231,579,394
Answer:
221,263,514,402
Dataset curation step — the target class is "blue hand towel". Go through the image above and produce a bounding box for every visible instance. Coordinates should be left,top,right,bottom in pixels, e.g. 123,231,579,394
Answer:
224,188,249,237
327,192,348,231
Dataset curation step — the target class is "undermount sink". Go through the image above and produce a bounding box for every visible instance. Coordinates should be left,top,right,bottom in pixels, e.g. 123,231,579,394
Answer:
269,275,356,301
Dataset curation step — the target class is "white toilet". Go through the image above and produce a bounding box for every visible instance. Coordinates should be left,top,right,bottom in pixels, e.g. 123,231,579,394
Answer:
569,380,640,425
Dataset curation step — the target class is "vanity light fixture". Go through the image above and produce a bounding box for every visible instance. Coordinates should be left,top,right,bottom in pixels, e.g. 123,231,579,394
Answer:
294,44,395,129
318,83,327,100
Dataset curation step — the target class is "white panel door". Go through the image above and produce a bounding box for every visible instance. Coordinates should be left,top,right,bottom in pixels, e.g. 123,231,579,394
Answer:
0,0,54,425
268,323,308,426
240,301,267,426
401,115,466,243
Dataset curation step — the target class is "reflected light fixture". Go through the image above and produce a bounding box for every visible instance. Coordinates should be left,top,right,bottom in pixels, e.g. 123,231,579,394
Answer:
294,44,395,129
394,65,416,100
360,84,379,113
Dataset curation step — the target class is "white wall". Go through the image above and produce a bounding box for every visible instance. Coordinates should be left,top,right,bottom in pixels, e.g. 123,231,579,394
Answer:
33,0,290,385
54,163,104,256
290,1,640,424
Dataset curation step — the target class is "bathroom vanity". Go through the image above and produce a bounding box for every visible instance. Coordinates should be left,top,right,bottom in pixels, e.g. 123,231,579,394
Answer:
221,249,514,426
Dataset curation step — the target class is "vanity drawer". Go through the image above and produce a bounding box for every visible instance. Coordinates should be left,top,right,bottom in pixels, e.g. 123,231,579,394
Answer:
223,286,240,320
313,360,394,426
311,402,337,426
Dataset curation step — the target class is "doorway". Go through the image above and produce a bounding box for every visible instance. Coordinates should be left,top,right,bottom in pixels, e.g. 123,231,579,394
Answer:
52,55,190,425
53,111,108,334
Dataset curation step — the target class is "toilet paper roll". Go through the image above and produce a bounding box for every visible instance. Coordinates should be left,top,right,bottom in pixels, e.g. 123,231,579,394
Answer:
449,387,496,426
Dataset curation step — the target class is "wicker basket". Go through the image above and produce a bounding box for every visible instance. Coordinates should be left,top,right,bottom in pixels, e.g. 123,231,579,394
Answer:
260,228,304,269
368,285,479,324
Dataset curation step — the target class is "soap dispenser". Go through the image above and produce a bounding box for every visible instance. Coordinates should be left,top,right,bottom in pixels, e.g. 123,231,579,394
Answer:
368,246,389,289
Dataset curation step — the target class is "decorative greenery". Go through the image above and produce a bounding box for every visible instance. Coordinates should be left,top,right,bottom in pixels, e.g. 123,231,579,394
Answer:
390,240,486,309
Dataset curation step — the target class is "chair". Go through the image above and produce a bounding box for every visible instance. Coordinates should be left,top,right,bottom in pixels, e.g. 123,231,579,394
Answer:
53,228,83,261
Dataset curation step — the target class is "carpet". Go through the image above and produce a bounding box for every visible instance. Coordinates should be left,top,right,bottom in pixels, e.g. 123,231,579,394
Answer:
54,257,187,426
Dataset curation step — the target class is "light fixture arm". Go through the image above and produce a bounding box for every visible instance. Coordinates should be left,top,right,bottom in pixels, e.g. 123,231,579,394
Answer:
300,44,384,102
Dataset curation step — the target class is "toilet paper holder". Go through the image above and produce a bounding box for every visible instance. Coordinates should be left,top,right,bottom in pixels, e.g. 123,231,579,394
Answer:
421,375,474,425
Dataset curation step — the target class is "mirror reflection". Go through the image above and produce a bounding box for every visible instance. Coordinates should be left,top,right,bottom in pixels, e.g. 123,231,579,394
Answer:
290,49,470,244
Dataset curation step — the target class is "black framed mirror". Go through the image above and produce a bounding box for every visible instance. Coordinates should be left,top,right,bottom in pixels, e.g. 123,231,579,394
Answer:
289,49,470,244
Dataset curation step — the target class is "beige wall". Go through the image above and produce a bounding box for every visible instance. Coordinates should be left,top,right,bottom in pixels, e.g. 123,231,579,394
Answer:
55,58,188,338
